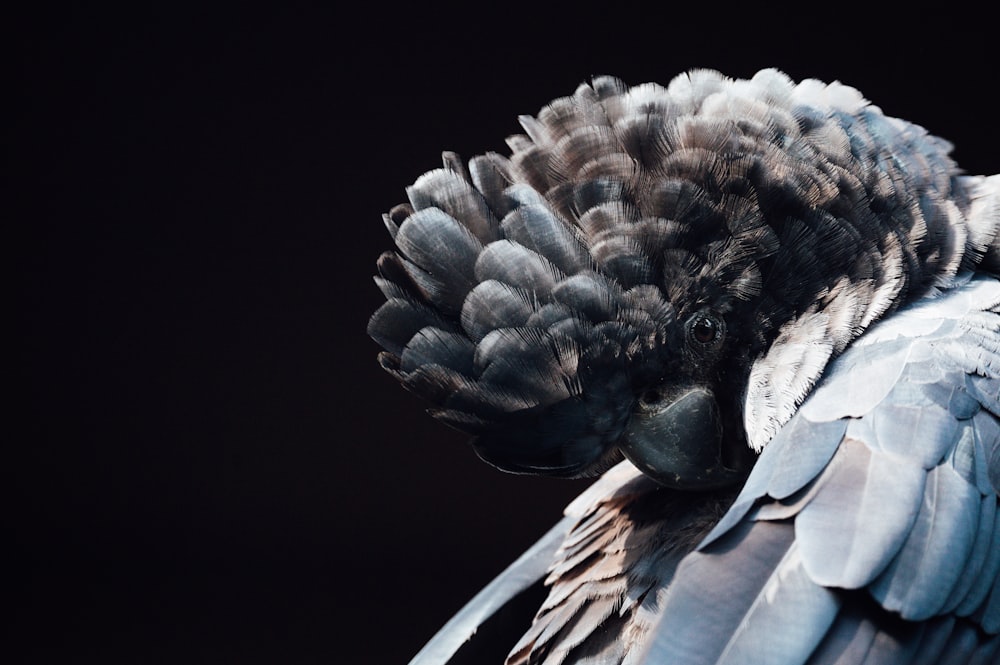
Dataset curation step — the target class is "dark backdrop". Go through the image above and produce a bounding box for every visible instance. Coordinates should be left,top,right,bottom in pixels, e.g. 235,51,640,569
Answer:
11,6,996,664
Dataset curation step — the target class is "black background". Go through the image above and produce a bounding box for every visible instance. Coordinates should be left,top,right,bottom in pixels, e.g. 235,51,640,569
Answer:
11,6,997,664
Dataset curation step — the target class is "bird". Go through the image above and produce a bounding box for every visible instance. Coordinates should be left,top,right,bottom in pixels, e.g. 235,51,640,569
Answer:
367,68,1000,664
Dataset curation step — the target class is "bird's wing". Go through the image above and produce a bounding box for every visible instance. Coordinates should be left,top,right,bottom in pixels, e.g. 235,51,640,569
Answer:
505,465,738,665
407,514,576,665
636,273,1000,664
408,463,659,665
408,276,1000,665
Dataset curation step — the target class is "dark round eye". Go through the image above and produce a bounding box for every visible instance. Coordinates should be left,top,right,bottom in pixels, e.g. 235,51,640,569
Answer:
687,313,722,346
639,388,663,405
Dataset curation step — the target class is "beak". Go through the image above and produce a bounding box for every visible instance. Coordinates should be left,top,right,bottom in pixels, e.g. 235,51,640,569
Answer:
618,387,748,489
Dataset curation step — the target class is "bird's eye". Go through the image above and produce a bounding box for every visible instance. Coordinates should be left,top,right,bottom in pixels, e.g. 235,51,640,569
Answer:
639,388,663,405
687,313,723,347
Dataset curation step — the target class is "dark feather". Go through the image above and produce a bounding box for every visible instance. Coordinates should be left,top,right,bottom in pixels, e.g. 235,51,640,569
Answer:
474,240,565,297
460,281,538,343
406,168,500,243
500,186,591,275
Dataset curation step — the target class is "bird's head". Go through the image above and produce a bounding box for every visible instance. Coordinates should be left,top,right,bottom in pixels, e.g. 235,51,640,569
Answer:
369,69,983,489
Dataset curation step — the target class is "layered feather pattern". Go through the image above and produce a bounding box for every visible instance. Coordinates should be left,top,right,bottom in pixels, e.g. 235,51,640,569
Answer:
370,69,999,474
371,69,1000,665
638,275,1000,663
501,277,999,664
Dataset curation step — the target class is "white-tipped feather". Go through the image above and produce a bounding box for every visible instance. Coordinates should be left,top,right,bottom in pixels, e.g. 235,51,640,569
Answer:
745,310,835,451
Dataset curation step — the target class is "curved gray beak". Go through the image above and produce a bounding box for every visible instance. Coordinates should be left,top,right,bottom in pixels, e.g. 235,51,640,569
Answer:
618,387,747,489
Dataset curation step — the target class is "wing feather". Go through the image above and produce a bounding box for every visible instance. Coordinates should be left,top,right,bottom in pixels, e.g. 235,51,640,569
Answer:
637,521,841,664
868,463,982,620
407,516,576,665
649,274,1000,663
795,438,926,589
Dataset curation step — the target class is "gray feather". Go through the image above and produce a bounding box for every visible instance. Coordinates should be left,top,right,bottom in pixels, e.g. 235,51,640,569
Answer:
460,281,538,343
406,167,500,243
944,493,997,614
794,437,926,589
407,516,576,665
400,327,475,375
500,185,591,275
468,152,516,219
955,506,1000,619
396,207,483,278
474,240,565,297
869,463,982,620
638,521,840,664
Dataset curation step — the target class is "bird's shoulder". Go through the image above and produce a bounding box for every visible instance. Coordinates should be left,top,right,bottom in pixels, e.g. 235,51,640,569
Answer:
638,273,1000,663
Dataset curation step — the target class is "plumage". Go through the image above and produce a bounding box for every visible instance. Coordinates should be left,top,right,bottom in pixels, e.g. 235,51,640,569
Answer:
367,69,1000,663
406,168,500,244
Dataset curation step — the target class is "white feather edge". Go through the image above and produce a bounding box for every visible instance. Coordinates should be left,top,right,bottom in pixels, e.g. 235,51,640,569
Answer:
744,310,834,452
963,174,1000,260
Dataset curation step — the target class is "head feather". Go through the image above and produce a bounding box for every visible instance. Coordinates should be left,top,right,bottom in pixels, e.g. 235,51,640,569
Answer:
369,69,999,472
